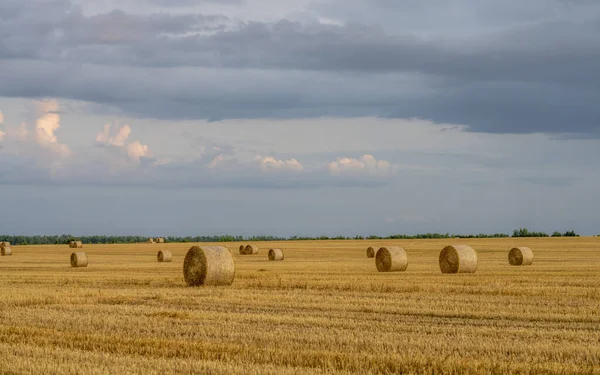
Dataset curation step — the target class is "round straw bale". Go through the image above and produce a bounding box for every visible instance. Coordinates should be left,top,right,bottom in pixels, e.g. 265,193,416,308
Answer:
1,247,11,256
157,250,172,262
366,246,376,258
239,245,245,254
69,241,83,248
375,246,408,272
183,246,235,286
244,245,259,255
268,248,284,261
156,237,165,243
70,252,88,268
509,247,534,266
439,245,478,274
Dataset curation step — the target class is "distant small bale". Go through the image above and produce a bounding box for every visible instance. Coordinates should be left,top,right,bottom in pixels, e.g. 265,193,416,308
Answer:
375,246,408,272
366,247,376,258
183,246,235,286
509,247,534,266
268,248,284,261
147,238,155,244
439,245,478,274
157,250,172,262
1,241,10,247
1,246,11,256
244,245,258,255
69,241,83,248
70,252,88,268
156,238,165,244
239,245,245,254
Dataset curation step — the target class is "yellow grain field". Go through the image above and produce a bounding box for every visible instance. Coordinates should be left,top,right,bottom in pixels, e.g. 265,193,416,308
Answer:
0,238,599,374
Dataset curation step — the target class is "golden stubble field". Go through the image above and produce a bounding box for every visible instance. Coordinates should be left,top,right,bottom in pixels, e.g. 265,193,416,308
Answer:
0,238,599,374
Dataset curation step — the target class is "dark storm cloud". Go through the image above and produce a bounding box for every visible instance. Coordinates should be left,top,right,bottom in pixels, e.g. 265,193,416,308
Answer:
0,59,412,120
1,0,599,134
386,81,600,134
0,0,226,61
3,3,597,85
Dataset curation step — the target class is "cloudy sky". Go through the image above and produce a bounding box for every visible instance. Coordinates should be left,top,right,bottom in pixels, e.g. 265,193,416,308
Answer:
1,0,599,236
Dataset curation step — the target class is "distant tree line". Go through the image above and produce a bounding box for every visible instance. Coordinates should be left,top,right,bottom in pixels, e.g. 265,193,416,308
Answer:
512,228,579,237
0,228,582,245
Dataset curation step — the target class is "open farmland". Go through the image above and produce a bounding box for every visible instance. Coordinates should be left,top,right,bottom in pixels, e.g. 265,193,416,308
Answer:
1,238,599,374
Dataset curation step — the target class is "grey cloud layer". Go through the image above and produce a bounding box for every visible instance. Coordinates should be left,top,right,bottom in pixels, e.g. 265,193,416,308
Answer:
147,0,245,6
1,0,599,133
3,1,596,81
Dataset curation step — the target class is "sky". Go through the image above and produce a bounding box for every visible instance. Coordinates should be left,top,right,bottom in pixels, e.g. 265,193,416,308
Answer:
0,0,599,236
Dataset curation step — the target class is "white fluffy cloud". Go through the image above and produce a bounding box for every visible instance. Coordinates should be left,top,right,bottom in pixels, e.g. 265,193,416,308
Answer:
34,100,71,157
328,154,393,176
257,156,304,172
0,111,4,143
96,124,151,163
96,124,132,147
126,140,151,161
0,100,70,164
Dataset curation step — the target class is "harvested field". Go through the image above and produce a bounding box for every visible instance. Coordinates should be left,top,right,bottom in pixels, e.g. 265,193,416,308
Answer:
0,238,599,374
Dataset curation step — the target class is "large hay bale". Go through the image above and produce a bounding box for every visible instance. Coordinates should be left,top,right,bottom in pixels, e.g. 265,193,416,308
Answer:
183,246,235,286
1,246,11,256
366,246,376,258
70,252,88,268
268,248,284,261
156,237,165,244
69,241,83,248
375,246,408,272
244,245,258,255
439,245,478,274
1,241,10,247
509,247,534,266
239,245,245,254
157,250,172,263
